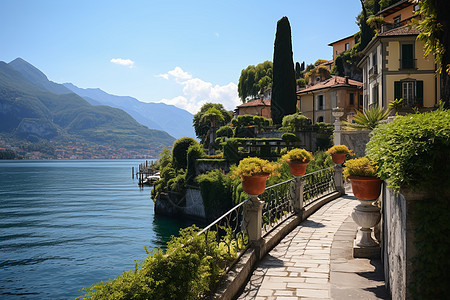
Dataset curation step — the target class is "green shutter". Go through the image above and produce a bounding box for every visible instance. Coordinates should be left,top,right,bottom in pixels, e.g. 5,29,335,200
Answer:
402,44,414,69
394,81,402,100
416,81,423,107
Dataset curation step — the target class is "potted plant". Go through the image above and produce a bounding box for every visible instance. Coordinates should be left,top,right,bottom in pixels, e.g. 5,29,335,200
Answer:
233,157,280,195
281,148,314,176
343,157,381,201
326,145,355,164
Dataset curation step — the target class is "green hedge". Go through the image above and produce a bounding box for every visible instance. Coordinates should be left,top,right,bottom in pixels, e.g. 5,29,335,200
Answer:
366,109,450,193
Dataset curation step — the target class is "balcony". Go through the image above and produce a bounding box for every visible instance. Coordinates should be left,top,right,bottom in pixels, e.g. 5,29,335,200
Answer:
400,59,417,70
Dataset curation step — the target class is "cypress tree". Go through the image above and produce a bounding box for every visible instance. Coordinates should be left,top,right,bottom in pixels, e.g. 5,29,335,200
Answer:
271,17,297,125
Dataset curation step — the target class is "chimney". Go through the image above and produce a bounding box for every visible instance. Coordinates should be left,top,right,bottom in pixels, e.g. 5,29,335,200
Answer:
345,76,349,84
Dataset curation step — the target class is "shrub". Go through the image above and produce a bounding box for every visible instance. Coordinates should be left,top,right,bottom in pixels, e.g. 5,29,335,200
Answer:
216,125,233,138
197,169,233,218
366,109,450,192
281,132,300,142
223,138,240,163
342,107,389,130
342,157,378,180
185,143,206,185
172,137,199,169
281,113,310,132
306,150,333,173
232,157,280,178
326,145,354,155
281,148,314,163
78,226,237,300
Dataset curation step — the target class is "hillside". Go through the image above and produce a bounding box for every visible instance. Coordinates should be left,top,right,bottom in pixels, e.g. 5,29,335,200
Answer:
62,83,196,139
0,60,175,159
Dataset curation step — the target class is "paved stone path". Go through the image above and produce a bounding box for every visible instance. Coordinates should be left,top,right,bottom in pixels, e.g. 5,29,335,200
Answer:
237,196,387,300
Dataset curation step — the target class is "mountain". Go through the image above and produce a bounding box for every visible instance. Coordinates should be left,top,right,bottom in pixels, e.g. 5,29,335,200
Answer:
62,83,196,139
0,59,175,158
9,58,72,95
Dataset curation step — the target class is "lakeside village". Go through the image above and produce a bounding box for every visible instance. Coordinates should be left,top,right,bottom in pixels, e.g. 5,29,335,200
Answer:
79,1,450,299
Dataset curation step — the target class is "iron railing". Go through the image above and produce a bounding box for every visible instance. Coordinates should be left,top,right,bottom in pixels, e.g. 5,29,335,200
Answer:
303,166,336,206
197,199,249,268
260,178,296,236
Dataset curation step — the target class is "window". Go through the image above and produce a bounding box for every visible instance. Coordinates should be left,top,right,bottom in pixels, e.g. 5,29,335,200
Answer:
371,84,379,107
349,93,354,105
317,116,324,123
393,16,401,27
414,4,420,11
345,43,349,51
317,95,324,110
401,44,414,69
359,95,363,107
394,80,424,107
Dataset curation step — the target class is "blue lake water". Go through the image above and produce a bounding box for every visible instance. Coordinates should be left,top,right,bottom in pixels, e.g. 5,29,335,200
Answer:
0,160,194,299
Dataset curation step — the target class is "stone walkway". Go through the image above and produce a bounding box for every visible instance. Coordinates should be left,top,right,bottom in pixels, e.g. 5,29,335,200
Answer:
237,195,388,300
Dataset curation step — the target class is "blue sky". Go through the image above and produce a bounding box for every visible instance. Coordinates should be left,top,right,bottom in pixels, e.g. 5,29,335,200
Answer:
0,0,361,114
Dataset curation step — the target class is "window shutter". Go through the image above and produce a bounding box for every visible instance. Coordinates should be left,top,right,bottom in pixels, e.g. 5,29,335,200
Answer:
401,44,414,69
416,81,423,107
394,81,402,100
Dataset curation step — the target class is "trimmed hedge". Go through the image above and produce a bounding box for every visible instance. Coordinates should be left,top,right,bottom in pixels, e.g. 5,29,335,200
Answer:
366,109,450,193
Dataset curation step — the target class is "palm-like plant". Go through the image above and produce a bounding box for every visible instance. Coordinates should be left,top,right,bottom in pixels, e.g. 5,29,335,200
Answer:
343,106,389,130
200,107,225,129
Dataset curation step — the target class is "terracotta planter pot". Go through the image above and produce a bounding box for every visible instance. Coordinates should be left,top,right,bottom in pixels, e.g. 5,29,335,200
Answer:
331,153,346,164
349,176,382,201
288,161,308,176
241,174,269,195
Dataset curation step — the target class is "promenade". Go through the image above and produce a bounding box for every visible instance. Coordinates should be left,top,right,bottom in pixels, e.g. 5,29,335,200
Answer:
236,195,388,299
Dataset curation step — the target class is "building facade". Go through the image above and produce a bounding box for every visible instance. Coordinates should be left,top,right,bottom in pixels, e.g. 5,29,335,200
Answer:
358,0,440,110
297,75,363,124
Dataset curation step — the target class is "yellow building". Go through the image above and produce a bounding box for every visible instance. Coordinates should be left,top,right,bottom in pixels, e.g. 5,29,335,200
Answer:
358,0,440,110
297,75,363,124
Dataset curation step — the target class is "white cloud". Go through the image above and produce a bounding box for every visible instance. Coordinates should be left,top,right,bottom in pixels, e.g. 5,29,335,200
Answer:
110,58,135,68
158,67,240,114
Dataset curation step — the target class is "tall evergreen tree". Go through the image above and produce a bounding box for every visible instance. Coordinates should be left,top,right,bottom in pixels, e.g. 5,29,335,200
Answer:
295,62,301,79
271,17,297,125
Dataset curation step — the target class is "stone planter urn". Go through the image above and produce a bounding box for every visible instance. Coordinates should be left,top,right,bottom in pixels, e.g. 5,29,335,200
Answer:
351,199,381,247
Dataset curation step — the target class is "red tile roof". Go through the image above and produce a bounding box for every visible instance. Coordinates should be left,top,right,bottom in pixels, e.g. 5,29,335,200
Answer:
297,76,362,94
378,24,419,37
237,98,270,108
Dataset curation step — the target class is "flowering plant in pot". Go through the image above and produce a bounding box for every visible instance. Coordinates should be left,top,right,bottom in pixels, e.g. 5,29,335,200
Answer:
343,157,381,201
232,157,280,195
326,145,354,164
281,148,314,176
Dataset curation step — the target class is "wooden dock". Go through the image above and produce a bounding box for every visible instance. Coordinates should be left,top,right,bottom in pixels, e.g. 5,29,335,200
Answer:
133,160,158,186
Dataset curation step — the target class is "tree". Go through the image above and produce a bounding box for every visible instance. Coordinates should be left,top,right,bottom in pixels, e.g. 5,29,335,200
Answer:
271,17,297,125
238,61,273,102
193,103,232,143
358,0,376,51
415,0,450,107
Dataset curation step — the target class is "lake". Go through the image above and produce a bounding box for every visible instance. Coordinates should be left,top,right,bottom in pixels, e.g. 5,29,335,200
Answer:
0,160,194,299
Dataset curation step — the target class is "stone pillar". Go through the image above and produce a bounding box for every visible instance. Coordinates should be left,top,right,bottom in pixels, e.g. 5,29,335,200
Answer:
291,176,305,214
332,107,344,145
334,164,345,195
243,195,265,249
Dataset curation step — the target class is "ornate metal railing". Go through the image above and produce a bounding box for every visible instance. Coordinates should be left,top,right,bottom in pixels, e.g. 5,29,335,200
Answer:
197,199,249,268
260,178,295,236
303,166,336,207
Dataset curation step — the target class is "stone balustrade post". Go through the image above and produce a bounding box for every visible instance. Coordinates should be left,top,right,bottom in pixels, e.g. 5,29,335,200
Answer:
243,194,265,247
332,107,345,146
334,164,345,195
291,176,305,214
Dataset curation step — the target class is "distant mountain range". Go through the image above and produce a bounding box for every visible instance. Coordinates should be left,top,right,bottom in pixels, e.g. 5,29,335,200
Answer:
0,58,179,158
62,83,195,140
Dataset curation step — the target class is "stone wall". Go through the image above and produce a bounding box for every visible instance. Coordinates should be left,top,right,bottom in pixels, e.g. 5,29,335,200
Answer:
382,185,425,300
340,130,371,157
195,159,230,176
